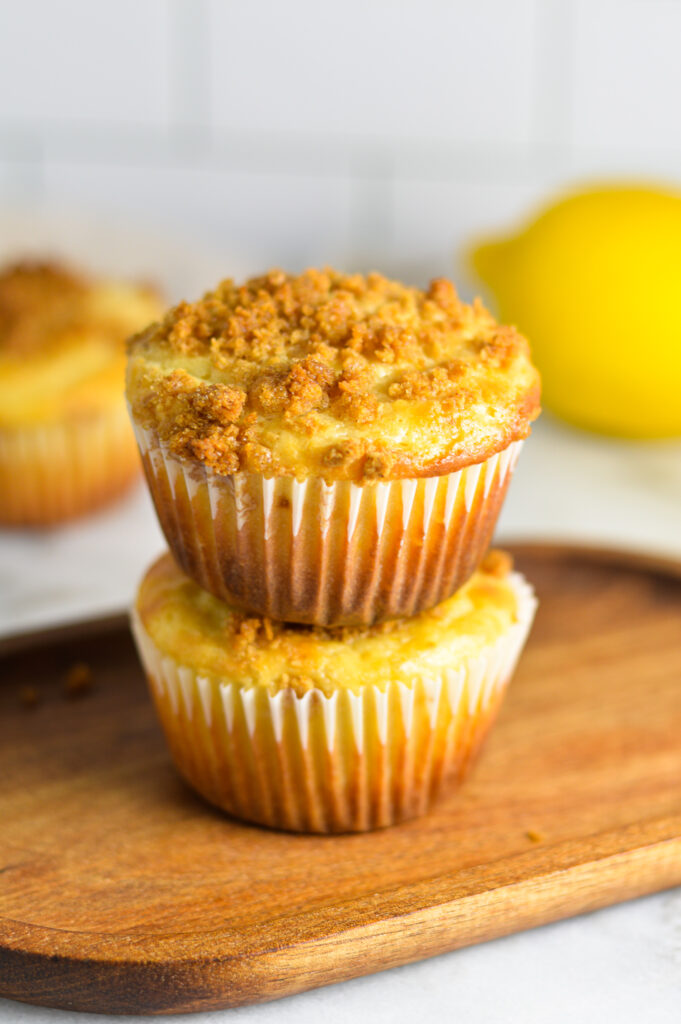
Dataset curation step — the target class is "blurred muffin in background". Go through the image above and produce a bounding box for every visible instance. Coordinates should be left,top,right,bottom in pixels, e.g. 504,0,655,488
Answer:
0,260,163,526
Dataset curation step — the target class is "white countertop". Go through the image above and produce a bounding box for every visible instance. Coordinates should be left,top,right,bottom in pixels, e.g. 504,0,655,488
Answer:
2,417,681,1023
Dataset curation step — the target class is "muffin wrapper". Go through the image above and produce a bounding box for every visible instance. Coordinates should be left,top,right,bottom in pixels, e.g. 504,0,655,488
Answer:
131,572,536,833
0,407,140,526
134,423,524,625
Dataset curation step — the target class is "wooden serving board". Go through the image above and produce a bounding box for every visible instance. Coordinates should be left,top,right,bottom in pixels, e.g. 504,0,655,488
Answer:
2,543,681,1015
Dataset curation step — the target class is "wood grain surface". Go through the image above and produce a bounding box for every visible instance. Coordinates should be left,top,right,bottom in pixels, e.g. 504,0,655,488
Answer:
1,543,681,1015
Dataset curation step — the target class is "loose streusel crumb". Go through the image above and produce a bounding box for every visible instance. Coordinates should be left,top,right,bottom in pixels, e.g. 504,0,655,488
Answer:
64,661,94,699
127,268,540,482
481,549,514,578
19,685,41,709
526,829,545,843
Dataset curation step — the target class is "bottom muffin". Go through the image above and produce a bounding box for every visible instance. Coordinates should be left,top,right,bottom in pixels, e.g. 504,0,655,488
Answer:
132,550,537,833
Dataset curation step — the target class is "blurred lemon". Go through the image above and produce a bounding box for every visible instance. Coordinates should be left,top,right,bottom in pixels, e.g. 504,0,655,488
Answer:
471,184,681,437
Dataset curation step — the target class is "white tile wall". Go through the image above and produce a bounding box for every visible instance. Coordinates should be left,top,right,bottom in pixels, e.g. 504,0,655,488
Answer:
0,0,680,286
42,160,358,273
391,176,566,293
0,0,171,126
208,0,537,146
573,0,681,152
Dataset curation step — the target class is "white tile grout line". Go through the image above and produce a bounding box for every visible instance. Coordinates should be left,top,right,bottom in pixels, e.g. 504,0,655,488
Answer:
0,122,537,173
5,121,681,188
2,0,681,192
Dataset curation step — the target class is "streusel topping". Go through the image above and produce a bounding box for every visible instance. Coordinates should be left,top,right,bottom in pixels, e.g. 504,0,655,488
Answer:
127,268,540,481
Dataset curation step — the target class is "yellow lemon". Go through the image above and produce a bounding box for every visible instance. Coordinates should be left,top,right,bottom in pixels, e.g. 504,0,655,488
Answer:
471,184,681,437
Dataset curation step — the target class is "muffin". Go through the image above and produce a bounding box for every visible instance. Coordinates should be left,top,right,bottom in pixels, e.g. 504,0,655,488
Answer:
127,269,540,625
0,261,162,525
132,548,537,833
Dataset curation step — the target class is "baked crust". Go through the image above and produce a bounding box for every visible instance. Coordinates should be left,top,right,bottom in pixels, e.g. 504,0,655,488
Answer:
127,268,540,482
0,261,162,427
136,548,519,697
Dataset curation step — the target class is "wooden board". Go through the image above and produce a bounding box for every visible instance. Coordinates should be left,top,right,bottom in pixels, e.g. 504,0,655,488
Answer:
2,543,681,1015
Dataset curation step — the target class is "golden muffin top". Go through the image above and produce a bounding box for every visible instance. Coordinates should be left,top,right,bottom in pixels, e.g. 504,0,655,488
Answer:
136,549,524,697
0,261,162,427
127,268,540,482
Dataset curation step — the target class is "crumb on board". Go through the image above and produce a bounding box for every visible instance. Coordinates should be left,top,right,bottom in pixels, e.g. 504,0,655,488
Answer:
64,661,94,699
19,685,41,709
481,548,514,578
525,829,545,844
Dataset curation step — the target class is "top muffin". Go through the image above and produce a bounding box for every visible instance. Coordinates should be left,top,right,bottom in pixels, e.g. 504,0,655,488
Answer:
127,268,540,483
0,261,161,428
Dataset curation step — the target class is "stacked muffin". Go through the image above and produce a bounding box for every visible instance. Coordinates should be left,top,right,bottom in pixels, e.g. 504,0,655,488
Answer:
128,269,540,832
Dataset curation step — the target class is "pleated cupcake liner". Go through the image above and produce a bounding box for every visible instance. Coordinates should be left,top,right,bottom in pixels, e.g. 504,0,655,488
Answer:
131,571,537,833
0,406,140,526
133,422,524,626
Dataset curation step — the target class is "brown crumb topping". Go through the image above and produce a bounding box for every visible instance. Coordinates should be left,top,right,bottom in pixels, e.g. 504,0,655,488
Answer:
0,262,88,353
128,268,540,481
0,259,160,356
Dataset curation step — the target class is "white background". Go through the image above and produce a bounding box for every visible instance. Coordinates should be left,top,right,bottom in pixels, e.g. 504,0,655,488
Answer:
2,0,681,288
2,1,681,1021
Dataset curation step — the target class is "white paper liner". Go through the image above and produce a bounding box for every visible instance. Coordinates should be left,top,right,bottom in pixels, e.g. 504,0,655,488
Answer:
0,406,139,525
131,571,537,833
134,421,524,625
